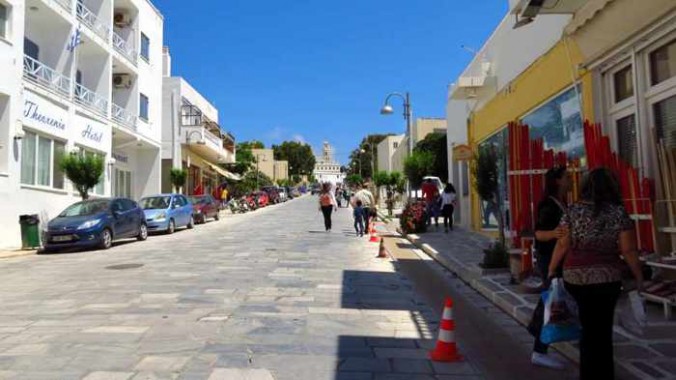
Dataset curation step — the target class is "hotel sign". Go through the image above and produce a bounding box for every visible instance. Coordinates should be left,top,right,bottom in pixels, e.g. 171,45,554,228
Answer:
74,114,110,151
22,91,68,135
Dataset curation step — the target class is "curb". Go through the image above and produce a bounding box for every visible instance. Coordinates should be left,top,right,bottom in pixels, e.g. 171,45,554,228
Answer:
0,249,37,260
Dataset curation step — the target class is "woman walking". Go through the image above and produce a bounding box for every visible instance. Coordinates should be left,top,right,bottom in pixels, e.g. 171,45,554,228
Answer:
440,183,457,233
318,183,337,232
548,168,644,380
530,167,570,369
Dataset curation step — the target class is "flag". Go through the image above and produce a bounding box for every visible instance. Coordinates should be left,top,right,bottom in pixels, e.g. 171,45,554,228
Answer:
66,25,82,52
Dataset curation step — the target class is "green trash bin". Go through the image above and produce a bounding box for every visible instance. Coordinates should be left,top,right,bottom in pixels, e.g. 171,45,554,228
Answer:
19,214,41,249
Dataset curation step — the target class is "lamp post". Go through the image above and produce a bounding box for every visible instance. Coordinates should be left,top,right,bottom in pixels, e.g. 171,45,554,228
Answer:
380,92,413,198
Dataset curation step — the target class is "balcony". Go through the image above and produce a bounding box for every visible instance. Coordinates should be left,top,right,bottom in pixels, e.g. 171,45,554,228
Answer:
23,55,72,98
74,83,108,117
76,2,111,41
113,32,137,65
51,0,73,12
112,103,137,131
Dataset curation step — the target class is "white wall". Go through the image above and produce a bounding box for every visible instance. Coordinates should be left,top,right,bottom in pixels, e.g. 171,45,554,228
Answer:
135,0,164,143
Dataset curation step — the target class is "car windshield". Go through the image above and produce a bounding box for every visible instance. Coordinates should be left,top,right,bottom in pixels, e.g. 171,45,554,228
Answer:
140,196,171,210
58,200,110,217
189,196,207,205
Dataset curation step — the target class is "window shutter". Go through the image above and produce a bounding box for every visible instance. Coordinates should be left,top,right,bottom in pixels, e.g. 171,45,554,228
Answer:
616,114,638,167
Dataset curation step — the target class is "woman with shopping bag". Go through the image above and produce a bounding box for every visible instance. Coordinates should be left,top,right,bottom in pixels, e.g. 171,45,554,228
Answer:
548,168,644,380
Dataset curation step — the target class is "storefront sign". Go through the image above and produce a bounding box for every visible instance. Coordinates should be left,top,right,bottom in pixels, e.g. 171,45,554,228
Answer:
453,144,473,161
22,91,68,134
112,152,129,163
74,114,110,151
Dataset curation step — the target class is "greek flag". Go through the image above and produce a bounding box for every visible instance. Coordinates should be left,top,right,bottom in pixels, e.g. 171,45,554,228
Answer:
66,25,82,52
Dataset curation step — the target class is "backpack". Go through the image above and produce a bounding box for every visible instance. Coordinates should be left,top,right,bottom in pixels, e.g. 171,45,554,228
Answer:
320,194,333,207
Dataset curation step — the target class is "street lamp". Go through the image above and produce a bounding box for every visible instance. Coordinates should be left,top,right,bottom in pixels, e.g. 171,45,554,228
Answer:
380,91,413,198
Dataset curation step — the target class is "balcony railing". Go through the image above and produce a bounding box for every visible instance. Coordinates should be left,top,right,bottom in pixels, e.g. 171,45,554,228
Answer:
51,0,72,12
112,103,137,131
74,83,108,116
76,2,110,41
204,129,223,147
113,32,138,65
23,55,72,98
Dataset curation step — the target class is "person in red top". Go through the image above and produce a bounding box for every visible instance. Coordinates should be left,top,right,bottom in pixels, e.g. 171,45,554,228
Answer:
421,179,439,226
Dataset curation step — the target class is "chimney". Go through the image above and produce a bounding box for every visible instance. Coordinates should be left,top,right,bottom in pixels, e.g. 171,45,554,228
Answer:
162,46,171,77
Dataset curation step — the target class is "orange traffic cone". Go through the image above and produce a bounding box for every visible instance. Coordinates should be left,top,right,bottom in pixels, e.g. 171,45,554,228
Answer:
430,297,462,362
369,228,381,243
377,239,388,258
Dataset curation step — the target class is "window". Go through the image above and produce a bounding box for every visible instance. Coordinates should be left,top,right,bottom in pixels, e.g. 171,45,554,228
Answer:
654,94,676,148
393,142,399,149
650,39,676,86
114,168,132,198
24,38,39,60
140,33,150,61
616,115,638,167
613,66,634,103
139,93,149,121
20,131,65,189
0,3,8,39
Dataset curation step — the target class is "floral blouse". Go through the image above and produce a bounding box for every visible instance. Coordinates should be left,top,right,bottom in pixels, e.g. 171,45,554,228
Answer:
560,202,634,285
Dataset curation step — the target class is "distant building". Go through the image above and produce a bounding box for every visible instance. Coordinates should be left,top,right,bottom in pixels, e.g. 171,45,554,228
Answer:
313,141,344,184
250,148,288,183
377,135,405,173
391,118,447,172
273,160,289,182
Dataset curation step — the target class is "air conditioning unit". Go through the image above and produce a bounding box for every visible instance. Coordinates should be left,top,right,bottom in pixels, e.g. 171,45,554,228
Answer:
113,74,132,88
114,12,132,27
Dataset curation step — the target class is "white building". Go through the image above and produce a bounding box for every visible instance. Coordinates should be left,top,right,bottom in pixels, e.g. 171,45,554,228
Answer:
376,134,404,172
161,48,236,196
313,141,343,184
0,0,164,249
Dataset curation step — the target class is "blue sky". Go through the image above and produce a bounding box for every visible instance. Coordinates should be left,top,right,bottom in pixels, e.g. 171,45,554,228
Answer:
155,0,507,163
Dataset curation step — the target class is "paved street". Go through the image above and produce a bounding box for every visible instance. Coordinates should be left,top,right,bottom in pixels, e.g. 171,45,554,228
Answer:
0,196,487,380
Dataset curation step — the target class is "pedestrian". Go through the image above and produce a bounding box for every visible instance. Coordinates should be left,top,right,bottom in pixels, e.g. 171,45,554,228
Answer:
440,183,457,233
220,186,229,209
343,188,351,206
422,178,439,226
318,183,337,232
548,168,644,380
336,187,343,208
529,166,570,370
353,199,365,237
353,183,375,231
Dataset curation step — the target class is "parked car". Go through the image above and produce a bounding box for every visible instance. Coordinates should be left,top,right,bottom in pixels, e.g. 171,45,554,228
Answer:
310,183,321,195
285,186,296,199
254,191,269,208
277,186,288,202
290,187,301,198
140,194,194,234
188,195,220,224
43,198,147,251
262,186,281,204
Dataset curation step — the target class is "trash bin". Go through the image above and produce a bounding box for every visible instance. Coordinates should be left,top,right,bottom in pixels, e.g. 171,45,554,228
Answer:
19,214,41,249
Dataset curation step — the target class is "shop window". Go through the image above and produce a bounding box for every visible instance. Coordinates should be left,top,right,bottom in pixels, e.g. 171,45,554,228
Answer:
478,128,509,230
140,33,150,62
20,131,65,189
0,3,8,39
650,39,676,86
139,93,149,121
616,115,638,167
613,66,634,103
654,94,676,148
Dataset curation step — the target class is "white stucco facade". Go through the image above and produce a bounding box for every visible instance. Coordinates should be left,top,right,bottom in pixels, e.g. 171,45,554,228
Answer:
0,0,164,249
313,141,343,184
376,134,404,173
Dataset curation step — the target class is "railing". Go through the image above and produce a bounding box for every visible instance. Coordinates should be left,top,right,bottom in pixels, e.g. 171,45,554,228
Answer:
51,0,73,12
23,55,72,98
74,83,108,116
112,103,137,131
76,2,110,41
204,129,223,148
113,32,138,65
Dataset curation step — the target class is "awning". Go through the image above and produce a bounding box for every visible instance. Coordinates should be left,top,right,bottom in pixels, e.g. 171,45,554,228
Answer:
208,163,241,181
565,0,615,34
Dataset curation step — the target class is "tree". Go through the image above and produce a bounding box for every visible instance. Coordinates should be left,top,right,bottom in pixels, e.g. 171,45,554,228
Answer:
238,140,265,149
345,174,363,188
414,132,448,183
227,142,257,175
404,151,435,190
348,134,392,179
230,171,273,197
169,168,187,193
373,171,403,216
272,141,316,176
472,145,505,246
60,153,104,200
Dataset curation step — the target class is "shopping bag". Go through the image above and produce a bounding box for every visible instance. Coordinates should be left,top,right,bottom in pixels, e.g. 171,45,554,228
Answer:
540,279,580,344
617,290,647,336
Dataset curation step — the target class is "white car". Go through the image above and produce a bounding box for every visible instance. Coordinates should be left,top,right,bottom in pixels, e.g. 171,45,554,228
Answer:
276,187,288,202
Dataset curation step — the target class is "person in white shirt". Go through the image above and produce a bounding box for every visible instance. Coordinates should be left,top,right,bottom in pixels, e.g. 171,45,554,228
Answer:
440,183,457,233
353,184,375,229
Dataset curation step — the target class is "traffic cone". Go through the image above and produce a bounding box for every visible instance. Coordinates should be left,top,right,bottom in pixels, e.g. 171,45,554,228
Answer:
430,297,463,362
369,228,381,243
377,238,388,258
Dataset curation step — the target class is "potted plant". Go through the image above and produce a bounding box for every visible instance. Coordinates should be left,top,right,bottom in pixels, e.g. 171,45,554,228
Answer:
60,153,105,200
170,168,187,194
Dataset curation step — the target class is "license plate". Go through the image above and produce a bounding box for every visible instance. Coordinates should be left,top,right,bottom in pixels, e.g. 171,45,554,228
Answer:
52,235,73,242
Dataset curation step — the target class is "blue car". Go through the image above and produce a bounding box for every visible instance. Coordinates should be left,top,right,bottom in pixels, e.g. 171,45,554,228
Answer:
44,198,148,251
140,194,194,234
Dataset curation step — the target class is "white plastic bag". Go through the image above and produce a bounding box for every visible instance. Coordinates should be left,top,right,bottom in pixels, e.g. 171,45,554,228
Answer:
618,291,647,336
541,278,580,344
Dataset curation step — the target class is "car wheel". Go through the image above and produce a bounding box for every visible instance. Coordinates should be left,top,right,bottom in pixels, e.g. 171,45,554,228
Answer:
167,219,175,234
187,216,194,229
137,224,148,241
214,212,220,221
100,228,113,250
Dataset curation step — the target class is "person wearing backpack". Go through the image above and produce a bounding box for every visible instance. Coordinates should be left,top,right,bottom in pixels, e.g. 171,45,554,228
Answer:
318,183,337,231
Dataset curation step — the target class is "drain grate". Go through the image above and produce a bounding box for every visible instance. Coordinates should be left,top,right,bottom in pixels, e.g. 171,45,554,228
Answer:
105,263,144,270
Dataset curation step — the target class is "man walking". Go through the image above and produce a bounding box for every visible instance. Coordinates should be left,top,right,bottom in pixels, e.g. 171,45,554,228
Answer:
353,183,375,230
